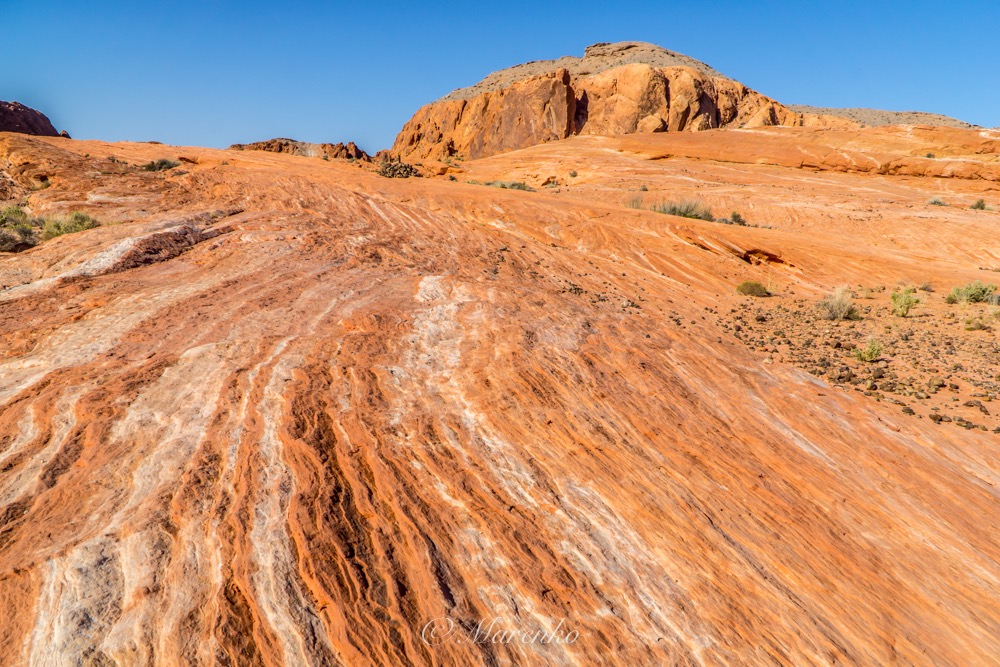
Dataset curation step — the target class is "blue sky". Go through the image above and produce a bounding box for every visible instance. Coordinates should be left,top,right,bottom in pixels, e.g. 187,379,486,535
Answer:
2,1,997,151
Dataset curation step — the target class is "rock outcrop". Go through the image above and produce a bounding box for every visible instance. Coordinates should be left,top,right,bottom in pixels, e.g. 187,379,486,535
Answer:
788,105,978,129
391,42,854,161
0,100,64,137
229,137,369,160
2,127,1000,665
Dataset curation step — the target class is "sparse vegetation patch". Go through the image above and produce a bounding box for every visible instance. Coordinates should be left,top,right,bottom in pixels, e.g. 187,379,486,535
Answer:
946,281,996,304
41,212,100,241
890,288,920,317
819,286,860,320
480,180,534,191
0,206,39,252
651,200,714,221
853,338,884,363
140,159,180,172
0,207,101,251
736,280,770,297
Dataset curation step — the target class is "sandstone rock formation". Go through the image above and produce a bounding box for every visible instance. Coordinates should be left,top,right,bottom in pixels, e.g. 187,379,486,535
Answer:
229,137,369,160
391,42,854,161
440,41,731,101
1,124,999,665
0,101,64,137
788,104,978,129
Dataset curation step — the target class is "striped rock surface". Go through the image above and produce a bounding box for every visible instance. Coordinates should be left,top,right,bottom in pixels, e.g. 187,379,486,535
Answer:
0,128,998,666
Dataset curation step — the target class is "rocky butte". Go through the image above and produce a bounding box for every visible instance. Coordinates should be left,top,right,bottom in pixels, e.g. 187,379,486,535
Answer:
0,42,998,666
391,41,863,162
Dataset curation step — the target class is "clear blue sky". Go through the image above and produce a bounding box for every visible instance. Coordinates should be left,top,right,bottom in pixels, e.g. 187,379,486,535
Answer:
3,1,997,152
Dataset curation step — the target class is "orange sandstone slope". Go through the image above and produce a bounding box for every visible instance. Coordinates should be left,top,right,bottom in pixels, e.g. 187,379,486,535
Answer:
0,126,999,666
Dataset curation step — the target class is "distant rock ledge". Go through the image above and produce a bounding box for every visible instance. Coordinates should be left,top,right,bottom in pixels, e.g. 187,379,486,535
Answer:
0,101,68,138
786,105,977,130
228,138,370,161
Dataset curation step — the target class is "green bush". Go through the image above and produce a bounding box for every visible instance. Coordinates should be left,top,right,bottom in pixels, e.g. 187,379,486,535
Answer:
890,287,920,317
482,180,534,191
0,205,27,224
140,159,180,172
971,199,987,210
853,339,884,362
0,207,100,249
40,212,100,241
736,280,769,297
965,317,990,331
946,281,996,304
819,287,860,320
651,200,714,221
0,206,40,251
715,212,749,226
927,197,947,206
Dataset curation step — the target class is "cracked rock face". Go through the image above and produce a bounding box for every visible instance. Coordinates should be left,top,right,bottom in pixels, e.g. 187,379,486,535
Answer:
1,124,999,666
391,42,856,162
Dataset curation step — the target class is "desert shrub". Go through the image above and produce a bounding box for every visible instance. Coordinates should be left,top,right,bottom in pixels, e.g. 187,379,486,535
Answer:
927,197,947,206
819,286,860,320
735,280,769,297
925,153,935,158
377,161,420,178
627,195,644,209
716,211,749,226
854,338,884,362
140,159,180,172
945,281,996,304
890,287,920,317
0,205,28,226
0,229,22,252
0,226,37,252
568,170,578,178
971,199,987,210
917,281,934,293
965,317,990,331
482,180,533,191
651,200,714,221
0,206,41,251
40,212,99,241
639,184,648,192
